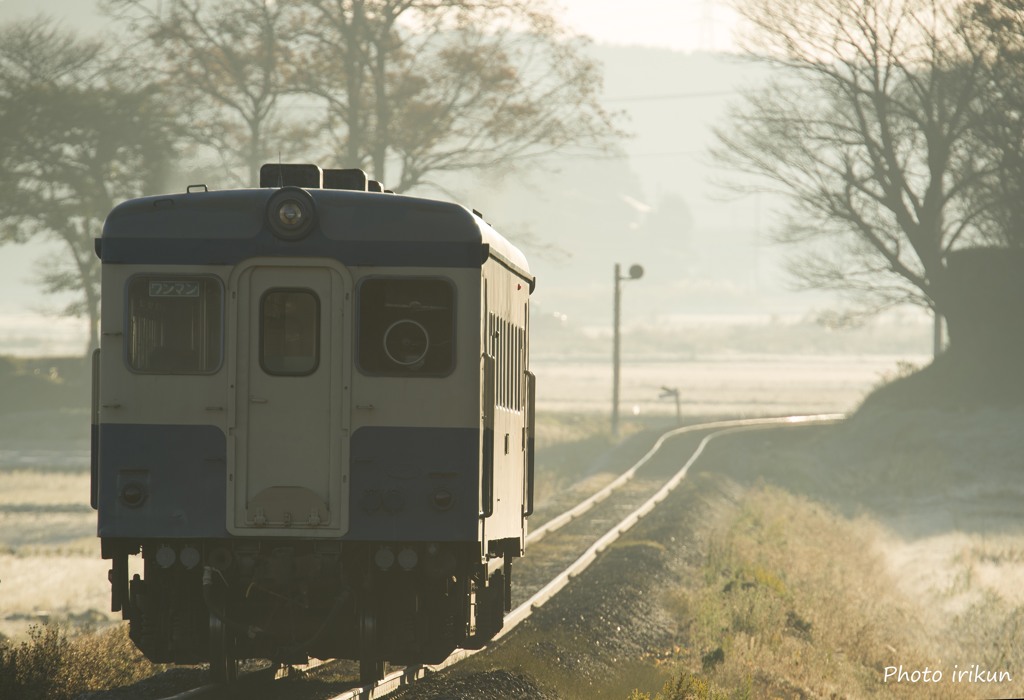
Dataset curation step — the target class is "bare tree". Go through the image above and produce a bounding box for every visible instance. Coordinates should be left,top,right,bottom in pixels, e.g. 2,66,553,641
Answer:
714,0,994,329
108,0,621,192
965,0,1024,244
295,0,622,191
104,0,309,187
0,16,176,354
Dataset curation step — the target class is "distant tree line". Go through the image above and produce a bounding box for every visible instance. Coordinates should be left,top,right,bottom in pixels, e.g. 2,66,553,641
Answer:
0,0,621,354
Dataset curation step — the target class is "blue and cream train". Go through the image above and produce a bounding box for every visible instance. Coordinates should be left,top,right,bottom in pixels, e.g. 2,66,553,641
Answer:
91,164,535,682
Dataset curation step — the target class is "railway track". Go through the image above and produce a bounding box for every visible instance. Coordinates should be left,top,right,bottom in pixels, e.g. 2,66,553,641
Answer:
156,414,842,700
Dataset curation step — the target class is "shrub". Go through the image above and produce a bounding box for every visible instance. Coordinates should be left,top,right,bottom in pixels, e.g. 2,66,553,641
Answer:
0,624,159,700
628,671,728,700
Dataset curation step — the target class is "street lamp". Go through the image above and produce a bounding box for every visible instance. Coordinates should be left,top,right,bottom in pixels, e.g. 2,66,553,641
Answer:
612,262,644,437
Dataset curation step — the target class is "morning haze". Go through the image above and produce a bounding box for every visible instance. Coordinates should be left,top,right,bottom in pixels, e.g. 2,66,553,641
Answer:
0,0,1021,698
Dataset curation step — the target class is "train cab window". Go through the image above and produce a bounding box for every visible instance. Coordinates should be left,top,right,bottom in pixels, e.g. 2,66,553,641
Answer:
260,290,320,375
126,276,222,374
358,278,455,376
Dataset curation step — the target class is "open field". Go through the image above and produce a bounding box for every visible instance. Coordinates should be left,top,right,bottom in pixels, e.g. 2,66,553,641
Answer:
533,354,926,417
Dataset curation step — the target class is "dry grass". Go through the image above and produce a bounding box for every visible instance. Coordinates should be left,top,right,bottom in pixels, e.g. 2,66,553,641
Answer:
0,468,119,642
0,544,128,642
0,470,89,507
650,484,1024,698
0,623,162,700
626,672,731,700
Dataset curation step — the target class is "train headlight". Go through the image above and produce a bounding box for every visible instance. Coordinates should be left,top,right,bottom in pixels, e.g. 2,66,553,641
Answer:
180,546,201,570
398,548,418,571
431,489,455,511
266,187,316,240
155,545,176,569
374,547,395,571
120,482,147,508
278,201,304,228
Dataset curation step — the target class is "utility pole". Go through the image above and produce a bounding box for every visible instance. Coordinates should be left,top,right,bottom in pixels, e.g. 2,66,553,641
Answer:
612,262,644,437
934,311,944,357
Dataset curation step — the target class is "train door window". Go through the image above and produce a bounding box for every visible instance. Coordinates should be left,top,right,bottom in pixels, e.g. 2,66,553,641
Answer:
260,290,320,375
126,276,223,374
358,278,455,376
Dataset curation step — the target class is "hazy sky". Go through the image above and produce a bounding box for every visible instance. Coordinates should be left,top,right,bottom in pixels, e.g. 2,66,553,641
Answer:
558,0,738,53
0,0,739,52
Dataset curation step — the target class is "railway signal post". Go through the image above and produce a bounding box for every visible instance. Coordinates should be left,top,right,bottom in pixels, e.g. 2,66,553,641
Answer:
612,262,644,437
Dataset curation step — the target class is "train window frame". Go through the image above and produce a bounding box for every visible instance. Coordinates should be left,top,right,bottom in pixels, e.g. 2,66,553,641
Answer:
258,288,322,377
124,274,224,375
355,276,457,378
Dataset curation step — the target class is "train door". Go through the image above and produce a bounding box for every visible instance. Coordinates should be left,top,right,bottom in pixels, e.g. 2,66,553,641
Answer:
230,264,347,535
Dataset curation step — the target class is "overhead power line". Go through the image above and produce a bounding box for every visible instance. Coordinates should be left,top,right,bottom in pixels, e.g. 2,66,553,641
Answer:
603,90,736,103
557,149,705,162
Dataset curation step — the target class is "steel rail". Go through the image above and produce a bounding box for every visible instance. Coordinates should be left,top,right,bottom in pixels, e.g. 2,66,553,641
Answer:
156,658,334,700
320,413,844,700
526,414,843,545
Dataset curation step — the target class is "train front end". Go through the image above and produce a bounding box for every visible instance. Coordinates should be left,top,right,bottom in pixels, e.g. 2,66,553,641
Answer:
92,165,535,681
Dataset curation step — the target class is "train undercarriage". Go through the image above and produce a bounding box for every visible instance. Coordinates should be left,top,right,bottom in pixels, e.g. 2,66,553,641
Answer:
103,538,512,684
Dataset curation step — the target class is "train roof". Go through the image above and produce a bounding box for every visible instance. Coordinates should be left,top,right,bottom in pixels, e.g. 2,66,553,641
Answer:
100,187,533,288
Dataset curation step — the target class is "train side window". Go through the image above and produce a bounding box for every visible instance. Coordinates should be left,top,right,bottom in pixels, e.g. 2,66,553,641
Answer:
358,278,455,376
260,290,320,376
126,276,223,374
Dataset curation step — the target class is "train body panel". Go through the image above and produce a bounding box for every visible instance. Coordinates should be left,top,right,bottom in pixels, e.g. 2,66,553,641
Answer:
480,257,532,554
93,168,534,678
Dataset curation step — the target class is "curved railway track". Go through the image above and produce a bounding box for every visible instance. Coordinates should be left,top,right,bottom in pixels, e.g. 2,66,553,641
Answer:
156,414,842,700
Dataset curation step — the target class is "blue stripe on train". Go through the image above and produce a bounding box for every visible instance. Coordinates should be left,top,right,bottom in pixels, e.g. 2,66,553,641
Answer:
97,424,228,538
348,427,479,541
97,424,480,541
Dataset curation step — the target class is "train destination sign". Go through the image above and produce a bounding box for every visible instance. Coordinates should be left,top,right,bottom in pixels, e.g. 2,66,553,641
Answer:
149,281,201,298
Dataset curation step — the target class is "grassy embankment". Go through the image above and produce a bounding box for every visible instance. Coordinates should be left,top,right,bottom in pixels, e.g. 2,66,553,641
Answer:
631,358,1024,699
634,478,1024,698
